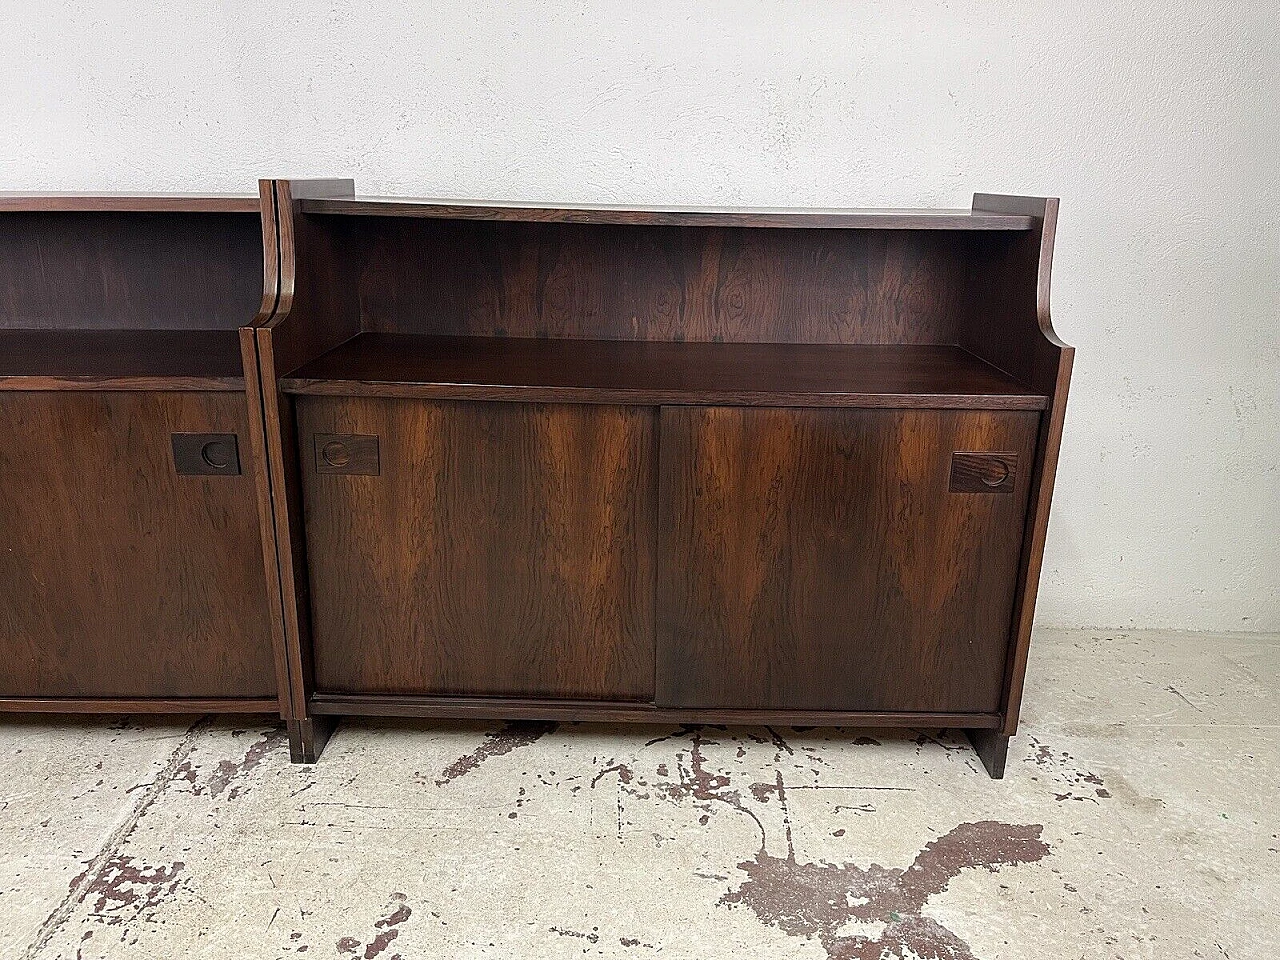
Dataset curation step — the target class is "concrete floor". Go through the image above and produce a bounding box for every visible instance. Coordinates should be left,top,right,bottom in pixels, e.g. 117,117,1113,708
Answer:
3,628,1278,960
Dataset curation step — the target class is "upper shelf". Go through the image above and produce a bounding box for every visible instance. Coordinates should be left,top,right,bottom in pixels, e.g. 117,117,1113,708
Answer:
0,193,260,214
297,197,1036,230
0,329,246,391
279,334,1046,410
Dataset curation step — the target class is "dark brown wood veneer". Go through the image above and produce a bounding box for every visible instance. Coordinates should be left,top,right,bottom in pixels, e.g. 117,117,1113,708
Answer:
0,183,1072,779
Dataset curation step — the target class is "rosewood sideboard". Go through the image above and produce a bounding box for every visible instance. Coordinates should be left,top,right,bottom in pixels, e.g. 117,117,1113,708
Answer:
252,180,1073,777
0,193,285,717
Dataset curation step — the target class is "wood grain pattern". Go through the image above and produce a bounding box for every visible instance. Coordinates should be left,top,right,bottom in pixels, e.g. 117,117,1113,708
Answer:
280,335,1046,409
240,324,293,717
657,407,1039,712
299,197,1036,230
0,211,263,331
298,396,656,700
0,329,245,390
255,184,1073,771
0,391,276,699
318,218,978,344
307,693,1002,728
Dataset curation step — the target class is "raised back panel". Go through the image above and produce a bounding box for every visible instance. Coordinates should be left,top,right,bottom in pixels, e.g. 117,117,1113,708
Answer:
317,216,980,344
0,212,263,330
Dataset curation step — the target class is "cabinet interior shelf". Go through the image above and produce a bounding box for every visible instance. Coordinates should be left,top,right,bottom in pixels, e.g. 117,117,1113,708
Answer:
278,333,1046,409
0,329,246,390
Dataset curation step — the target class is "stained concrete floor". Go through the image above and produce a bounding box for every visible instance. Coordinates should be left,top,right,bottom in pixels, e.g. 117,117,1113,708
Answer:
3,628,1278,960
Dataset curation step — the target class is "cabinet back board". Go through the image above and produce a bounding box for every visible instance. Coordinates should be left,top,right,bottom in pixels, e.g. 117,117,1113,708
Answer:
0,211,264,331
305,215,1026,345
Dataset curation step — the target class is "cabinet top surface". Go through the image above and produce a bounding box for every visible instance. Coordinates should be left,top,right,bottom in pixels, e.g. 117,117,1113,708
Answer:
297,197,1037,230
0,193,260,213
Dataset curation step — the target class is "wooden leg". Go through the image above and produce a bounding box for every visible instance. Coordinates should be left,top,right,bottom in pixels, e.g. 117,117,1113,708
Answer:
966,728,1010,779
288,716,335,764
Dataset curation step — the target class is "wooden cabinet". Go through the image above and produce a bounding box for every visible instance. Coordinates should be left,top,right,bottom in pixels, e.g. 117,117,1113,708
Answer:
656,406,1038,713
0,194,282,715
252,182,1073,776
0,186,1073,776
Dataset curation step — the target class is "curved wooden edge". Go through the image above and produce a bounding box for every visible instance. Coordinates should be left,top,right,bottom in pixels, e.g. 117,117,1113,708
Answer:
248,179,281,329
264,178,355,332
970,193,1074,737
973,193,1073,353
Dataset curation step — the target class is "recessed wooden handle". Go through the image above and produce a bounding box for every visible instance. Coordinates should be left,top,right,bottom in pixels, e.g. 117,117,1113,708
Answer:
172,433,241,476
950,452,1017,493
314,434,379,475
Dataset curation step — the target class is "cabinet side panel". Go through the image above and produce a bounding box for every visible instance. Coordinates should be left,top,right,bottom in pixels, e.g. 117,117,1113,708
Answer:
0,391,277,698
657,407,1039,712
298,397,656,700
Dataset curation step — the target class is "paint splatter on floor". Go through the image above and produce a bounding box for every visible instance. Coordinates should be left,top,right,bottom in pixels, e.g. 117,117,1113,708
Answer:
176,728,288,800
434,721,558,785
80,855,187,928
721,822,1050,959
335,894,412,959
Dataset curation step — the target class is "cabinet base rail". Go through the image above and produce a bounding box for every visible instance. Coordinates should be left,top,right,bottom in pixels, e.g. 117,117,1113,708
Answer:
306,693,1002,728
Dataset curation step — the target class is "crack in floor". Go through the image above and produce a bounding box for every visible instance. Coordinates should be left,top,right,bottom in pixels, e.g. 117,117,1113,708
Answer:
19,716,212,960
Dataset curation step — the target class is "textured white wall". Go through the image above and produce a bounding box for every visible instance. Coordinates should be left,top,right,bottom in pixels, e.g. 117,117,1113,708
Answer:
2,2,1277,631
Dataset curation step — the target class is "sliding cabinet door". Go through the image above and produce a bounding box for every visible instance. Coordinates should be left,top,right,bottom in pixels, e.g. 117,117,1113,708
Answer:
297,397,656,700
0,391,276,698
657,406,1039,713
